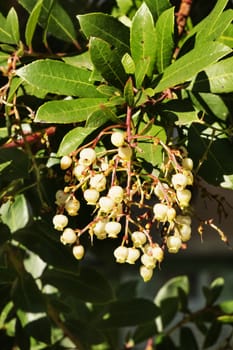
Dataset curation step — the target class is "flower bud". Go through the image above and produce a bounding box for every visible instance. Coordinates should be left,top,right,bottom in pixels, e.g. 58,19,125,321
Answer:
154,183,169,200
99,196,115,213
55,190,69,206
65,197,80,216
118,145,132,161
105,221,121,238
131,231,147,247
60,228,76,244
72,245,85,260
167,235,182,253
140,265,153,282
179,224,191,242
172,173,188,190
113,246,128,263
151,245,164,262
153,203,168,222
79,148,96,166
60,155,72,170
176,189,192,208
53,214,68,231
90,173,107,192
83,188,99,205
108,185,124,203
73,164,87,180
182,157,193,171
126,248,140,264
141,253,156,269
111,131,125,147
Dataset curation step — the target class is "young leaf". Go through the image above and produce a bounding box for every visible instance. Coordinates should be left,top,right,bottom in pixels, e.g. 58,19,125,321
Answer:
57,127,96,156
89,37,128,89
121,53,135,74
16,59,103,97
124,77,134,106
189,56,233,93
25,0,43,48
145,0,171,22
6,8,20,44
98,298,160,328
202,277,224,306
78,13,130,54
35,98,108,124
154,42,231,93
130,3,156,87
154,7,175,73
19,0,78,45
86,106,120,128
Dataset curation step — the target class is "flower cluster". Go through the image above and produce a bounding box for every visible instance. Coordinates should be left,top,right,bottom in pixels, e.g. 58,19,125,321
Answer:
53,128,194,282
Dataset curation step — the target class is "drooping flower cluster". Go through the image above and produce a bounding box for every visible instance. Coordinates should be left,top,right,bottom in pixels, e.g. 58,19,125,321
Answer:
53,128,194,282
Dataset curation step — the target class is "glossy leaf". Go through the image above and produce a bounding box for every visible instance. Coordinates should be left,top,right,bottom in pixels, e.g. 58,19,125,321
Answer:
86,106,120,128
25,0,43,48
42,267,114,303
203,277,224,306
35,98,108,124
78,13,130,53
155,275,189,306
219,23,233,47
124,77,134,106
154,7,175,73
11,272,45,313
160,99,199,126
203,321,222,349
98,298,160,328
57,127,96,156
121,53,135,74
19,0,77,44
154,42,231,93
0,195,30,233
183,0,230,45
180,327,198,350
130,3,156,87
63,51,93,70
6,8,20,44
189,57,233,93
89,37,128,88
13,220,79,271
16,59,103,97
0,13,13,44
188,125,233,185
145,0,171,22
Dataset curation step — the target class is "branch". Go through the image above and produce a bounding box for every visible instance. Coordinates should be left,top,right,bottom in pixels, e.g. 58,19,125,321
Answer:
176,0,193,36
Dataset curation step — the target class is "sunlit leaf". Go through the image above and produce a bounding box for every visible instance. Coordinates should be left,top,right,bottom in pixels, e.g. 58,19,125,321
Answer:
25,0,43,48
154,42,231,93
145,0,171,22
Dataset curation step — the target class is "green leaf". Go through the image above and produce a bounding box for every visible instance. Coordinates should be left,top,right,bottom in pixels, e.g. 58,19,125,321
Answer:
145,0,171,22
160,99,199,126
0,148,29,182
203,321,222,349
89,37,128,88
189,57,233,93
121,53,135,74
98,298,160,328
0,160,12,173
11,272,45,313
133,321,157,345
130,3,156,87
124,77,134,106
188,125,233,185
154,42,231,93
57,127,96,156
0,11,19,45
180,327,198,350
0,51,9,65
155,275,189,306
19,0,78,44
86,106,120,128
218,315,233,323
154,7,175,73
219,23,233,47
203,277,225,306
160,297,179,328
182,0,231,46
13,220,79,271
16,59,103,97
78,13,130,54
35,98,108,124
63,51,94,70
42,267,114,303
6,8,20,44
189,92,230,121
219,300,233,314
25,0,43,48
0,195,30,233
24,317,51,343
